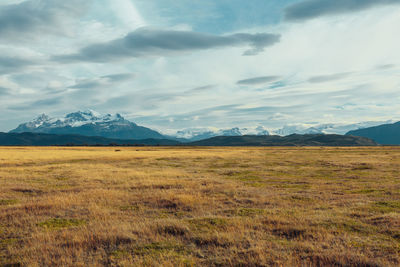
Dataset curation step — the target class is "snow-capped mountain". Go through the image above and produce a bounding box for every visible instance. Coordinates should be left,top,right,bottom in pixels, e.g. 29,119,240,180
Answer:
10,110,165,140
10,110,393,142
13,110,124,130
271,121,394,136
170,121,390,141
174,126,270,141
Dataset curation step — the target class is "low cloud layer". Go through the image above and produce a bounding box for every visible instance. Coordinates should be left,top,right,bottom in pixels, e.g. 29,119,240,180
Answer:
54,28,281,62
69,73,135,89
0,87,10,95
0,56,36,74
308,72,352,83
237,76,280,85
8,96,63,111
284,0,400,21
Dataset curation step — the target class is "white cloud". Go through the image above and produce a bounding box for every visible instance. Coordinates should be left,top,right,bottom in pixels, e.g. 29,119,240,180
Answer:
125,5,400,131
0,1,399,132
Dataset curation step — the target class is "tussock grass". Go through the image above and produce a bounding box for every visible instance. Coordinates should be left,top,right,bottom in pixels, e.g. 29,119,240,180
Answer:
38,218,86,229
0,146,399,266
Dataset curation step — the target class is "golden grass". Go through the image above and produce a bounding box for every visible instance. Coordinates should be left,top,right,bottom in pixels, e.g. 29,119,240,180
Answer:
0,146,399,266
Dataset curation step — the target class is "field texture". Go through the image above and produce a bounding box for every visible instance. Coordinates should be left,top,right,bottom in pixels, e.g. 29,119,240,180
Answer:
0,147,399,266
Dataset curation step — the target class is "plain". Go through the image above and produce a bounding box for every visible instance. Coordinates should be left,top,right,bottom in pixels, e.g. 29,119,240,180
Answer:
0,147,399,266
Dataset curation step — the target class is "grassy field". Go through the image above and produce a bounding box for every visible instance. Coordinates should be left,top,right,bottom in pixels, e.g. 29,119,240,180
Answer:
0,147,399,266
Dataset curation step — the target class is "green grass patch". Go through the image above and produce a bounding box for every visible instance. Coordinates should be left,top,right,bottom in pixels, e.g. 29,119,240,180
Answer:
320,220,375,235
0,199,18,206
234,208,265,217
110,249,131,260
188,217,228,232
275,183,311,190
54,177,70,181
290,195,314,202
339,221,374,235
38,218,86,229
350,189,382,194
223,170,264,183
246,182,267,187
133,241,187,256
372,201,400,213
120,205,140,212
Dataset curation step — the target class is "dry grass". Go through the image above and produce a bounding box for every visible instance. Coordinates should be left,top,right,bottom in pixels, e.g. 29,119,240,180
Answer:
0,146,399,266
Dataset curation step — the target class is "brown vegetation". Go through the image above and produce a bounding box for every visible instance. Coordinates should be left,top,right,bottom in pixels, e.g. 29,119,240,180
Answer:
0,146,399,266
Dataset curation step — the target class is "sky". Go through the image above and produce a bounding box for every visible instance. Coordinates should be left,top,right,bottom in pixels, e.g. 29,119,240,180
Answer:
1,0,400,133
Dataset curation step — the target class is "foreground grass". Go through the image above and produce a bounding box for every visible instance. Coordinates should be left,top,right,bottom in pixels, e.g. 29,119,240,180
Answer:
0,146,399,266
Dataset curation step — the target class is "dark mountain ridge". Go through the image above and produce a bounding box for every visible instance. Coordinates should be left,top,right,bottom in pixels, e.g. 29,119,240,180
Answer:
0,132,179,146
0,132,377,147
188,134,377,146
346,121,400,145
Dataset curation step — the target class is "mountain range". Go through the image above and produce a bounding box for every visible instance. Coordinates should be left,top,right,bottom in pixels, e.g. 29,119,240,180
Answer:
270,121,393,136
174,126,270,141
173,121,391,141
6,110,400,145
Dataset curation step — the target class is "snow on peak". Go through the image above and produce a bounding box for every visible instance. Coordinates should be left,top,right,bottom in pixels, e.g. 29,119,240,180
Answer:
31,114,52,127
26,110,127,129
34,114,51,123
173,126,270,140
36,113,50,121
171,121,391,141
270,121,394,136
84,109,101,117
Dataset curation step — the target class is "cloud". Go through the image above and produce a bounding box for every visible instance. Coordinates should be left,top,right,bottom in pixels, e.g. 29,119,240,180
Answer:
1,1,400,132
0,87,10,95
8,96,62,111
0,0,90,41
308,72,352,83
237,76,280,85
69,73,135,89
0,56,36,74
53,28,281,62
376,64,396,70
103,73,136,82
284,0,400,21
185,85,215,94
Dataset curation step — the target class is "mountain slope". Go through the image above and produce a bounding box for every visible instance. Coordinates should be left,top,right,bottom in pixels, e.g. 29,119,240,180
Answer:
174,126,270,141
10,110,165,140
346,121,400,145
188,134,377,146
0,132,179,146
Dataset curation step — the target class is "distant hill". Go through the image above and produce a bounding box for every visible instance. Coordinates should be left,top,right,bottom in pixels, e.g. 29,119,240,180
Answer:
0,132,377,147
0,132,180,146
346,121,400,145
10,110,165,140
188,134,377,146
